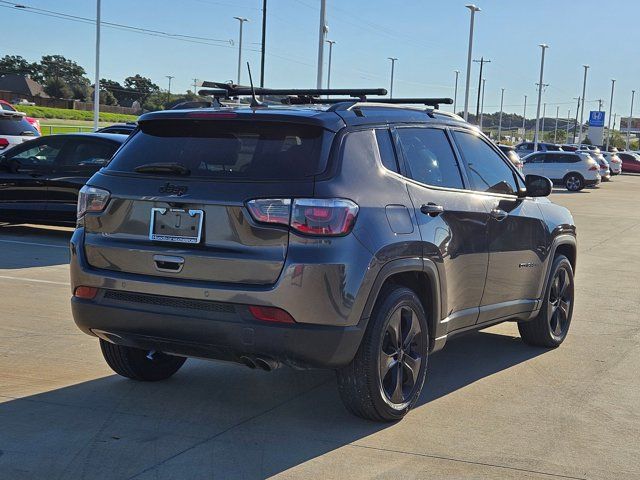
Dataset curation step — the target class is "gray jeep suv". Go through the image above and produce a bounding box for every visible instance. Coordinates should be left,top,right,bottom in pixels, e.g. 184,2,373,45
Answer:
70,88,577,421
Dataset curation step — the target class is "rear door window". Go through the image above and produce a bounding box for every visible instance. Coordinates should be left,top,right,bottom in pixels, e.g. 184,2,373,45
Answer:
106,120,328,180
59,139,119,168
397,127,464,189
374,129,399,173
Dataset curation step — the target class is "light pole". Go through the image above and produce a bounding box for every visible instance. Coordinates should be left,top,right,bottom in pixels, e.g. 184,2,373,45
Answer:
479,77,486,129
93,0,101,131
498,87,504,141
234,17,249,85
166,75,174,103
463,4,480,121
533,43,548,152
605,79,616,151
554,105,559,143
388,57,398,98
316,0,327,89
453,70,460,114
578,64,589,146
626,90,635,150
325,40,336,89
522,94,527,140
473,57,490,122
573,97,581,143
566,109,571,138
260,0,267,87
541,102,546,140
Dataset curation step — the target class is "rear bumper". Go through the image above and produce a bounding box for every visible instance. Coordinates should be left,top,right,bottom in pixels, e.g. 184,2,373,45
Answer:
72,294,363,368
585,177,600,187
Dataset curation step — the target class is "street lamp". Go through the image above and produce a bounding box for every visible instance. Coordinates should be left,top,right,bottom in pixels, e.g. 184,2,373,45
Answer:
316,0,327,89
605,79,616,151
522,94,527,140
326,40,336,89
388,57,398,99
578,64,589,147
533,43,548,152
234,16,249,85
453,70,460,114
463,4,480,121
497,87,504,141
626,90,635,150
93,0,101,131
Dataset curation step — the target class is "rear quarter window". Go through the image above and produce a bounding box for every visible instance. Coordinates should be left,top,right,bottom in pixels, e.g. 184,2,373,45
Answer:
106,120,329,181
0,117,38,136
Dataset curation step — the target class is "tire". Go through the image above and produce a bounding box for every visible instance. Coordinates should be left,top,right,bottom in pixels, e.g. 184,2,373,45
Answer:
518,255,574,348
564,173,583,191
100,339,186,381
336,285,429,422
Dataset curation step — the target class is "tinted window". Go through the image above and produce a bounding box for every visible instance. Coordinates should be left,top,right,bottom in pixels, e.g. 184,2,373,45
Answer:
61,139,119,167
1,103,15,111
397,128,464,189
4,138,66,169
0,117,38,136
526,153,544,164
452,130,518,195
375,129,398,173
545,144,562,151
107,120,326,180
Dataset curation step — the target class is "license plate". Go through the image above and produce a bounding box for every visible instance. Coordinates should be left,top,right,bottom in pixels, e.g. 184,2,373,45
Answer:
149,208,203,244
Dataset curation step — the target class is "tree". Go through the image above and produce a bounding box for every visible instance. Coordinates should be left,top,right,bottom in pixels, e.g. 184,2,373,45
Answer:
0,55,39,78
124,74,159,105
70,80,92,101
99,89,118,106
39,55,87,85
44,78,73,99
101,78,130,105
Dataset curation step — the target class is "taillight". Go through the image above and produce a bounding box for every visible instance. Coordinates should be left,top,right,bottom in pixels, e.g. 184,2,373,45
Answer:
77,185,110,219
588,165,598,171
246,198,359,236
0,138,8,149
248,305,295,323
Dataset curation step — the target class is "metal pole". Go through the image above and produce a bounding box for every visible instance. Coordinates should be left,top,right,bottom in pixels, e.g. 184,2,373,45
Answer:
388,57,397,98
522,95,527,140
541,102,546,141
573,97,580,143
566,109,571,139
453,70,459,114
626,90,635,150
498,87,504,141
578,65,589,147
479,77,486,129
193,78,198,94
234,17,248,85
316,0,327,89
473,57,490,121
93,0,101,131
533,44,548,152
554,105,559,143
325,40,335,89
463,4,480,121
260,0,267,87
166,75,174,103
605,79,616,151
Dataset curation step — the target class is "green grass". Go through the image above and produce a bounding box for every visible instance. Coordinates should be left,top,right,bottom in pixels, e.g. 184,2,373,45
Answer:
18,105,138,123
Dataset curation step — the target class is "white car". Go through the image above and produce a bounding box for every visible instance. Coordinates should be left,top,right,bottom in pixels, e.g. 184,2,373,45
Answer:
0,110,39,151
578,149,610,181
602,152,622,175
522,151,601,191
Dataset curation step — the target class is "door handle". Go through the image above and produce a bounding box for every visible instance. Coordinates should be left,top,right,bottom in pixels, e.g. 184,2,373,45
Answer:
153,255,185,273
490,208,508,221
420,203,444,217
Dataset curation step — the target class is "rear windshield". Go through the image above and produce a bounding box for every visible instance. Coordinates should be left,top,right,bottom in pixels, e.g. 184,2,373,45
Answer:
545,144,562,151
0,117,38,136
106,120,327,180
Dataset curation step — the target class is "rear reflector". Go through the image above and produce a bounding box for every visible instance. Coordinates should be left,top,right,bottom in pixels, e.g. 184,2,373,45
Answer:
248,305,296,324
0,138,8,149
74,286,98,299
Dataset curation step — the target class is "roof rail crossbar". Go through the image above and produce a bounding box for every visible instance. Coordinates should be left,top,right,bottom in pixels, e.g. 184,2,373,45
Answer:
200,81,387,98
372,98,454,107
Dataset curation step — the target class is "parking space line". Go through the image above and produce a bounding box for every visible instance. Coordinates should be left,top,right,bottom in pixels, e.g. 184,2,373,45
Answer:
0,239,69,249
0,275,69,286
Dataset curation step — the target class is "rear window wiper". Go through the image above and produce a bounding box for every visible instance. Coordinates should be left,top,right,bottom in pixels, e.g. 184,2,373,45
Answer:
134,162,190,175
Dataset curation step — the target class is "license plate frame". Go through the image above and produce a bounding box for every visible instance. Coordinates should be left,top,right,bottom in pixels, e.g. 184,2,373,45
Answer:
149,208,204,244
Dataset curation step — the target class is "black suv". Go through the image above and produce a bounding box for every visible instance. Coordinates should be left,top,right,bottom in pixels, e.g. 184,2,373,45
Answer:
70,88,577,421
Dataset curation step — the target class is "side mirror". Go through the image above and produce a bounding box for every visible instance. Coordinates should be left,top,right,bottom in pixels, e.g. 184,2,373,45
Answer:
523,174,552,197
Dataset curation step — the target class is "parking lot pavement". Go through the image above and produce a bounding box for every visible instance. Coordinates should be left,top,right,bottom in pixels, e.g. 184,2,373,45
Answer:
0,176,639,480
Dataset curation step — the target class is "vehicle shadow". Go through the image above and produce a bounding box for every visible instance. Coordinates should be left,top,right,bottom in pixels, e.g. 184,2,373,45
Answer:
0,330,547,479
0,223,71,269
551,188,590,194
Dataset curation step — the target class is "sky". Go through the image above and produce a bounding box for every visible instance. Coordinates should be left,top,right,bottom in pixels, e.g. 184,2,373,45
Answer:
1,0,639,122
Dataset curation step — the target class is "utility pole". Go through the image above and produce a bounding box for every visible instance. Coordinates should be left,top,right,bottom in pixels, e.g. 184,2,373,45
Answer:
554,105,559,143
463,4,480,121
498,87,504,141
541,102,546,140
566,109,571,138
453,70,460,114
533,43,548,152
597,99,603,112
93,0,101,131
325,40,336,89
260,0,267,87
522,95,527,140
578,65,589,147
166,75,174,103
316,0,327,89
479,78,486,129
605,79,616,151
192,78,198,94
388,57,398,98
573,96,581,143
473,57,490,121
234,17,249,85
626,90,635,150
